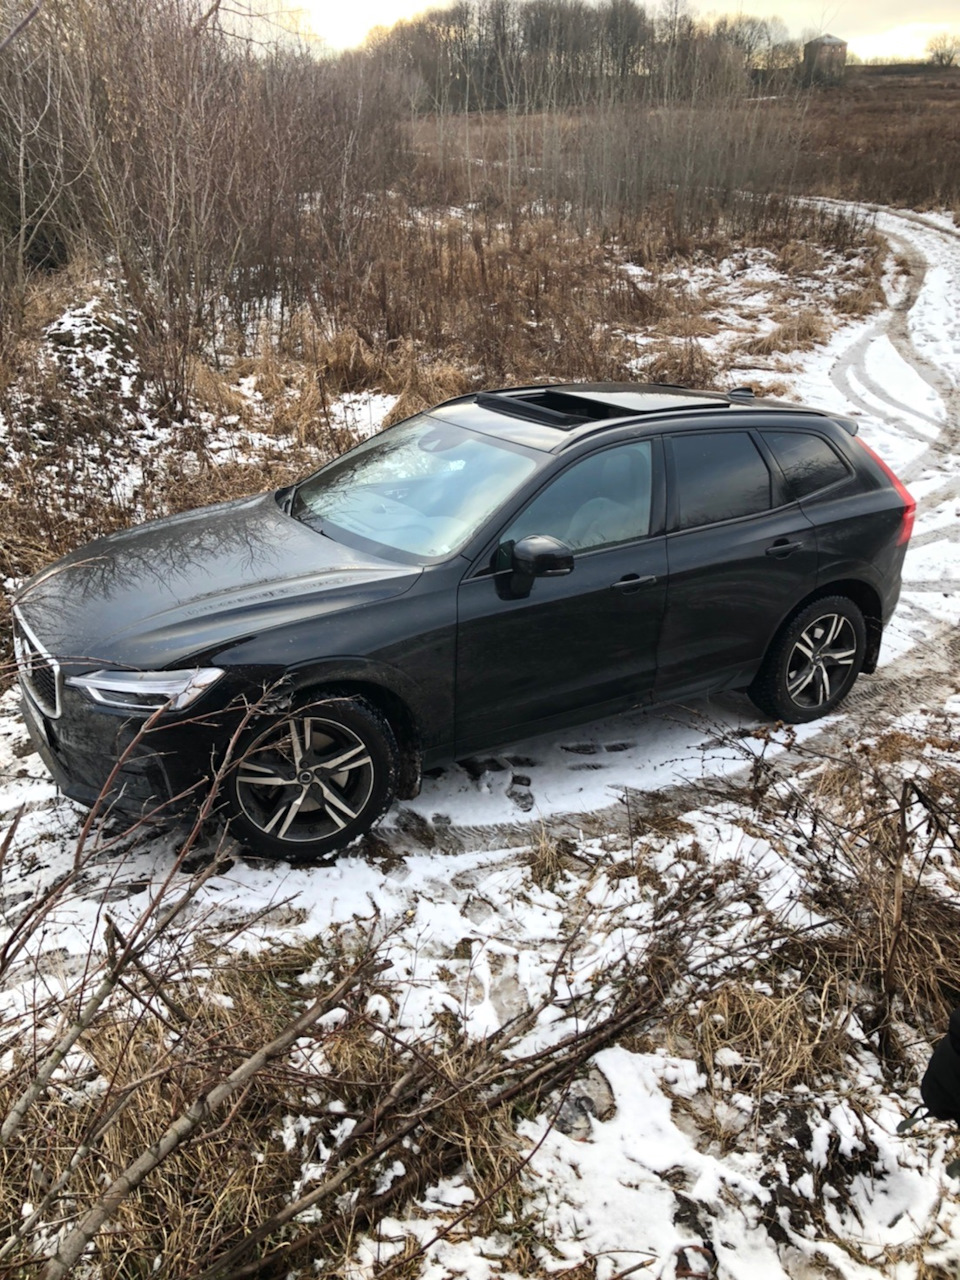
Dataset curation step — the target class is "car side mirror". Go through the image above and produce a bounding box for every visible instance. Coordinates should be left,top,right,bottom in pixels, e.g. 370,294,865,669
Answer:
512,535,575,578
497,535,574,600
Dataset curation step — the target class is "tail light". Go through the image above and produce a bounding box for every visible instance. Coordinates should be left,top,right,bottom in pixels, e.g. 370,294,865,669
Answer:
856,439,916,545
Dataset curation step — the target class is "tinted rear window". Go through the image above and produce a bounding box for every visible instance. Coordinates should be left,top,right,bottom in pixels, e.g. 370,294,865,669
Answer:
762,430,850,499
671,432,771,530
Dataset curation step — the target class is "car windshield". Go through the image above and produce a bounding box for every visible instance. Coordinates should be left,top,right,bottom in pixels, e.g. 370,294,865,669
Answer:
291,415,539,559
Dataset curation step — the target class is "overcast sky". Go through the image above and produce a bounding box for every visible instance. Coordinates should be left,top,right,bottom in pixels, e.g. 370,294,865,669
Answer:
295,0,958,60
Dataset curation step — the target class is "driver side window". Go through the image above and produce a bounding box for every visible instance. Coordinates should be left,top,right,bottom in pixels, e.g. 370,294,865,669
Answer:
501,441,653,554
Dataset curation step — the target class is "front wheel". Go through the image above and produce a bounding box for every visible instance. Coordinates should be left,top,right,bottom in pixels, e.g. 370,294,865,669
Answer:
750,596,867,723
224,695,398,862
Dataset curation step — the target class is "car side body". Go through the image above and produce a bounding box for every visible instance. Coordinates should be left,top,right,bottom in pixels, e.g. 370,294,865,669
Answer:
12,383,913,857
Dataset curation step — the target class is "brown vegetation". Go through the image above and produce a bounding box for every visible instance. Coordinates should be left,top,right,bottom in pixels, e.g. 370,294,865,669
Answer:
3,709,959,1276
792,66,960,208
0,753,689,1278
740,308,828,355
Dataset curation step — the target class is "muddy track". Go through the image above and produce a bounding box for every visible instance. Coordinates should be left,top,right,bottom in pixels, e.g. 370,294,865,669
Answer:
377,208,960,857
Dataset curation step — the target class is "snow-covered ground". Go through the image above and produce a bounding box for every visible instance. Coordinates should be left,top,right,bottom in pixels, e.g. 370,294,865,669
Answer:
3,207,960,1279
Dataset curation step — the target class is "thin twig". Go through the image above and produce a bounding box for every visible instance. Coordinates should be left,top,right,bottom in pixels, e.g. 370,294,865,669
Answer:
0,2,41,56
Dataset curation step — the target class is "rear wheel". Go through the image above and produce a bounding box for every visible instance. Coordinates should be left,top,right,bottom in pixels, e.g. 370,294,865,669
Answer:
750,596,867,723
225,695,398,862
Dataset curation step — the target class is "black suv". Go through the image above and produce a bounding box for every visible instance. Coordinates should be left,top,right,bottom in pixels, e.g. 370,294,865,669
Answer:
13,384,914,860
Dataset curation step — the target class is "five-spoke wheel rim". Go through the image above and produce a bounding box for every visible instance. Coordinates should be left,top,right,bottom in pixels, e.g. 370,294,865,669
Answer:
785,613,858,709
234,714,375,844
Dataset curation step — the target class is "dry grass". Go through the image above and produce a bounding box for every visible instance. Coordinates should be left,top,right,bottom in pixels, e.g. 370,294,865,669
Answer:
0,938,331,1277
644,337,720,388
740,308,828,356
836,279,889,316
186,357,250,419
690,979,850,1096
309,325,392,395
0,253,101,391
525,828,567,891
655,311,721,339
380,346,472,426
791,66,960,208
150,452,314,514
751,378,791,397
775,240,826,277
301,211,666,392
735,724,960,1041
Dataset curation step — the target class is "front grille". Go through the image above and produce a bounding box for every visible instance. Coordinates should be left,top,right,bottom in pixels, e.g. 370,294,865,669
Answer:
12,609,62,719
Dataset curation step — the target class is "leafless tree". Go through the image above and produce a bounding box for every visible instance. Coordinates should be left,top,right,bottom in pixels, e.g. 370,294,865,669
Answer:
927,30,959,67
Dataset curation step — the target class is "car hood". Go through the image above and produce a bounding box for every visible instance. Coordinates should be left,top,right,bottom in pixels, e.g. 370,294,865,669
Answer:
14,492,421,671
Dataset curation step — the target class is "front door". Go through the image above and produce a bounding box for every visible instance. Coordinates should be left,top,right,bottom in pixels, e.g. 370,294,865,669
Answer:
455,439,668,753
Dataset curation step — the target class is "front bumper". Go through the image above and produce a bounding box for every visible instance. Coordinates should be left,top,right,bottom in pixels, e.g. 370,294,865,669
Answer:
18,678,227,821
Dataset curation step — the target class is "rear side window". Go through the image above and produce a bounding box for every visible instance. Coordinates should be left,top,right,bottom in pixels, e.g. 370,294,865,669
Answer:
671,432,771,530
762,430,850,499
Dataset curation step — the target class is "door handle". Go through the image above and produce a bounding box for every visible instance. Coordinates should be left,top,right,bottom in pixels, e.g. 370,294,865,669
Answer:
611,574,658,593
765,539,804,558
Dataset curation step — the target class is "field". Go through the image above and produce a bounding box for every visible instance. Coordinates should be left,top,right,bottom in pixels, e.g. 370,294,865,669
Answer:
795,67,960,208
2,11,960,1277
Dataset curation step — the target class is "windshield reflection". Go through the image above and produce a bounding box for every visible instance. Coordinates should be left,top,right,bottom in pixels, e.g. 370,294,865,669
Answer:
292,416,539,560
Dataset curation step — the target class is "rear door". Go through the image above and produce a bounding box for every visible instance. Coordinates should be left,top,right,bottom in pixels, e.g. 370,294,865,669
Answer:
655,427,818,701
760,426,905,604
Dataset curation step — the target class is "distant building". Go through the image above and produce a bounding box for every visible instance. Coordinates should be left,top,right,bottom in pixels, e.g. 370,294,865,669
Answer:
803,34,847,84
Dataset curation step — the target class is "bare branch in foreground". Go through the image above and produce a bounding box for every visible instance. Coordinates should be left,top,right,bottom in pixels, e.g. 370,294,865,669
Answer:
40,948,385,1280
189,948,679,1280
0,2,41,56
0,849,230,1150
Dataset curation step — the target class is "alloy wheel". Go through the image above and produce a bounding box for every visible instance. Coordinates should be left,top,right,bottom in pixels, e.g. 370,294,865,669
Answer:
234,713,376,845
785,613,858,710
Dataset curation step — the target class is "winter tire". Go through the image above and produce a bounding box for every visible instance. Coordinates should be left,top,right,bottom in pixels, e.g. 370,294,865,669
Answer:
750,595,867,724
225,694,398,861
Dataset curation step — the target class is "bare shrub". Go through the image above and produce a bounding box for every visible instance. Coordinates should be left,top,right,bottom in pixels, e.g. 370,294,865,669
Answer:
0,0,405,411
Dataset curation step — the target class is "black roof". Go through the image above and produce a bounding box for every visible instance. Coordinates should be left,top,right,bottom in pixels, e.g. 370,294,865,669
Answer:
429,382,846,452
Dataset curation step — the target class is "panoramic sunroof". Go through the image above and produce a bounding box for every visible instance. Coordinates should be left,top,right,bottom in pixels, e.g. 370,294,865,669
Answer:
474,391,594,428
475,386,728,430
562,389,726,414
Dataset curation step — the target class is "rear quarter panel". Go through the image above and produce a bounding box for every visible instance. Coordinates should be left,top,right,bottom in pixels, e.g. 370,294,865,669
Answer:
800,464,906,623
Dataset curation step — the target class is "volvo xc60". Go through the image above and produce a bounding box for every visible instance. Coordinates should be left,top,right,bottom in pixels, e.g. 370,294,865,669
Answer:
13,384,914,860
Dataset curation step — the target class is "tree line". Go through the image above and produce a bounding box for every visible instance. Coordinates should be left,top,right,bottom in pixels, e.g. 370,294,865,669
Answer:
363,0,801,113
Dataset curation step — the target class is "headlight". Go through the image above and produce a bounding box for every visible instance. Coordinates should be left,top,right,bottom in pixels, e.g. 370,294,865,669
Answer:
66,668,224,712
